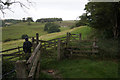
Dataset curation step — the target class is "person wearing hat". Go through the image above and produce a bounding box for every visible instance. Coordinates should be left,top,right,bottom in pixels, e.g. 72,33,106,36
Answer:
23,37,32,60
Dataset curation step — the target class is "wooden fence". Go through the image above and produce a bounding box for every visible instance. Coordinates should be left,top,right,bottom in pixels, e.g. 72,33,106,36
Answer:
0,46,23,61
11,32,98,79
16,33,41,78
1,46,24,77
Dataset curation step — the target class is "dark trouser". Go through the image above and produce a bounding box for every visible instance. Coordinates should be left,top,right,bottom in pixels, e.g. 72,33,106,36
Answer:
25,52,31,60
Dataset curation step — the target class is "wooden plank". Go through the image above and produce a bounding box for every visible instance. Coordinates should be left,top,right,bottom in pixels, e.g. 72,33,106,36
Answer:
38,40,47,42
2,51,23,57
67,46,92,49
71,34,77,35
35,60,41,78
27,43,41,64
28,50,41,78
70,40,98,42
67,49,98,53
0,46,23,53
5,55,22,60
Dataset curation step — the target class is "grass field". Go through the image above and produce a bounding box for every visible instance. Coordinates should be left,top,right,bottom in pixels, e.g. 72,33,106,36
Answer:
2,21,75,42
2,26,91,50
2,21,118,78
40,48,118,78
2,22,47,42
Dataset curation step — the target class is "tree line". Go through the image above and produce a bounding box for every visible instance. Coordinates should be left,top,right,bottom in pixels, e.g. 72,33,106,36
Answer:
1,17,63,27
36,18,63,23
76,2,120,39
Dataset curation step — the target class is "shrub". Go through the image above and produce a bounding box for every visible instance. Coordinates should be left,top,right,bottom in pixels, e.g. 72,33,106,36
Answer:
44,23,61,33
21,34,28,39
70,25,75,29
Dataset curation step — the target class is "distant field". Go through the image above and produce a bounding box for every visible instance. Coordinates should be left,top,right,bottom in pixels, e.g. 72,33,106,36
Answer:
55,20,76,27
2,21,76,42
2,22,47,42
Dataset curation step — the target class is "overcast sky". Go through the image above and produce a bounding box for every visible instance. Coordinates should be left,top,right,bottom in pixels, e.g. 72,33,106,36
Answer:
0,0,89,21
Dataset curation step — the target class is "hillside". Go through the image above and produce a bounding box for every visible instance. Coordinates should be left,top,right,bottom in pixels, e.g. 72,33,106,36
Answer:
2,26,92,50
2,21,76,42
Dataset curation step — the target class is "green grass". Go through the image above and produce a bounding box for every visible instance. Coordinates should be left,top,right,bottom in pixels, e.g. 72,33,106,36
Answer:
2,21,75,42
55,59,117,78
71,26,93,39
40,49,118,78
98,39,118,59
2,26,91,50
2,22,118,78
55,20,76,27
2,22,47,42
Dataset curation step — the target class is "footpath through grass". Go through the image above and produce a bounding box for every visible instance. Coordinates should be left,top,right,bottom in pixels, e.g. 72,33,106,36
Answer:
2,26,90,50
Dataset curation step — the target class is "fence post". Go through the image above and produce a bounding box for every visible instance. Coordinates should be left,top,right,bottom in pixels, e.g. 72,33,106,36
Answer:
54,39,56,50
16,60,28,78
79,33,82,41
32,37,36,51
36,33,39,45
57,39,62,61
66,32,70,47
17,46,21,59
92,37,96,53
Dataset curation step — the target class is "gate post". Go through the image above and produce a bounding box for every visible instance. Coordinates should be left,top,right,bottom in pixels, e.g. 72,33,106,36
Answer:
36,33,39,45
57,39,62,61
79,33,82,41
66,32,70,47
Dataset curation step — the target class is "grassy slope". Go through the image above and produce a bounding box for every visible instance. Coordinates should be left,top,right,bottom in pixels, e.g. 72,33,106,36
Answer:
2,22,47,41
2,26,90,50
2,21,75,42
2,23,118,78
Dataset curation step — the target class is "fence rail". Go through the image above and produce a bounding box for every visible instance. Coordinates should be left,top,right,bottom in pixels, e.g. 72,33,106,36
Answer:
2,32,99,79
0,46,23,53
1,46,23,61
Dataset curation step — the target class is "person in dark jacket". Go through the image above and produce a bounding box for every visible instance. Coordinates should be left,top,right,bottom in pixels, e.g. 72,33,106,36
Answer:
23,37,32,60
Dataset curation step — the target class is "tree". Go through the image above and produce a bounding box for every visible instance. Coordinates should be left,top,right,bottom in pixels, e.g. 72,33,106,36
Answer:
44,22,61,33
0,0,31,16
85,2,120,39
22,18,26,22
26,17,34,25
36,18,63,23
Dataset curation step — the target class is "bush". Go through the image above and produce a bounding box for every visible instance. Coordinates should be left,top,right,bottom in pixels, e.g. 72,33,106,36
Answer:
21,34,28,39
70,25,75,29
75,21,87,27
44,22,61,33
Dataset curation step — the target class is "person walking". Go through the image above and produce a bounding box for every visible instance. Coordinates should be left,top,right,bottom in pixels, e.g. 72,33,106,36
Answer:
23,37,32,60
